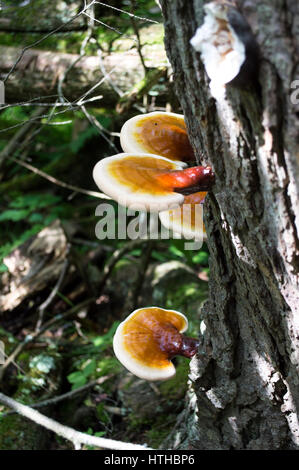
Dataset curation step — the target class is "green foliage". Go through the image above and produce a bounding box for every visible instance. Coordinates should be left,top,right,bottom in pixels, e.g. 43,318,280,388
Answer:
92,321,119,348
0,191,64,270
85,427,106,450
67,359,97,389
0,224,44,272
67,322,120,390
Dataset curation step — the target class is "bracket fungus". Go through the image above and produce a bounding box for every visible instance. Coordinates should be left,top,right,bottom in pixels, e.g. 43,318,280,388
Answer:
93,153,215,212
120,111,194,164
190,1,258,99
113,307,199,381
159,192,207,241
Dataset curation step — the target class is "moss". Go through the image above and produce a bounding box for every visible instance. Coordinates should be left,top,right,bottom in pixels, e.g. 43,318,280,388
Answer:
144,415,177,448
159,358,190,400
127,411,181,449
0,414,49,450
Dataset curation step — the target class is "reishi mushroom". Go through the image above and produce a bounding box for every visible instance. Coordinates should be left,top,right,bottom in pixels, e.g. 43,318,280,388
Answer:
120,111,195,164
159,192,207,241
113,307,199,381
93,153,214,212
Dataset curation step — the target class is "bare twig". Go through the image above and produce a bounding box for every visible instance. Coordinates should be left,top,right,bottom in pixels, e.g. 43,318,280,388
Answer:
130,0,148,75
97,47,124,98
132,240,154,309
35,256,71,332
84,12,136,40
0,95,103,111
0,298,95,381
98,239,148,294
0,392,151,450
0,107,45,169
3,1,97,83
58,4,95,105
2,375,113,417
94,2,159,24
8,156,111,200
80,104,119,151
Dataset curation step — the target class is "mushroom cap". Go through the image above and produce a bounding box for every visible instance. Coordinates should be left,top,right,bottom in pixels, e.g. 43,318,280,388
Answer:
93,153,185,212
159,192,207,241
113,307,188,381
120,112,194,164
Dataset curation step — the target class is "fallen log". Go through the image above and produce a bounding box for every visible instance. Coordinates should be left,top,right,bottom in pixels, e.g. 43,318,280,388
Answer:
0,220,68,312
1,45,168,104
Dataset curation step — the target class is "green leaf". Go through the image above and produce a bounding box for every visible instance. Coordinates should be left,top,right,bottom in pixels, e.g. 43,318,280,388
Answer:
191,251,209,265
168,245,185,258
67,371,86,384
82,359,97,377
10,193,62,210
151,250,167,262
28,213,44,223
0,264,8,273
0,209,30,221
92,322,119,348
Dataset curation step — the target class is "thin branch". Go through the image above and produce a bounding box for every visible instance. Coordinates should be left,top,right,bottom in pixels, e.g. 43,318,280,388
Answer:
0,392,151,450
35,256,70,332
58,4,95,105
132,240,154,309
0,107,77,133
0,298,95,381
97,48,124,98
8,156,111,200
80,104,119,152
94,2,159,24
130,0,148,75
98,239,148,294
0,107,45,168
84,12,136,40
2,375,112,417
0,95,103,111
3,1,97,83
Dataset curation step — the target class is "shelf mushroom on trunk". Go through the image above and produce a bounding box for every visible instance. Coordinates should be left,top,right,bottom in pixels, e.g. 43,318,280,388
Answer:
93,153,215,212
120,111,195,165
113,307,199,381
159,191,207,241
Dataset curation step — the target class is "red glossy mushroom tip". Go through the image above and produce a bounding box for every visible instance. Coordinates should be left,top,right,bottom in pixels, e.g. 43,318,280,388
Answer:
156,165,215,193
180,336,199,358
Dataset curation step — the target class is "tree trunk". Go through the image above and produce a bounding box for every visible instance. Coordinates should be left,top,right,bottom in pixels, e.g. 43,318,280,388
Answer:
1,46,167,104
160,0,299,450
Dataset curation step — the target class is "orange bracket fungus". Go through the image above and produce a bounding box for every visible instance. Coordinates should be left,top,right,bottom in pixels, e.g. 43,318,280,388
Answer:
113,307,199,381
120,111,195,164
93,153,215,212
159,192,207,241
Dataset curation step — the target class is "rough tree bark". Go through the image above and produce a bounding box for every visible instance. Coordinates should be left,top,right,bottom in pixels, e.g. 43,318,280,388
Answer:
161,0,299,450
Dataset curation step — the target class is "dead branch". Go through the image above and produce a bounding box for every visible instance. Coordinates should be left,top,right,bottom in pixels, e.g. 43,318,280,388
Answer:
0,298,95,381
0,107,45,170
97,239,149,295
0,391,151,450
3,375,113,417
8,156,111,200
